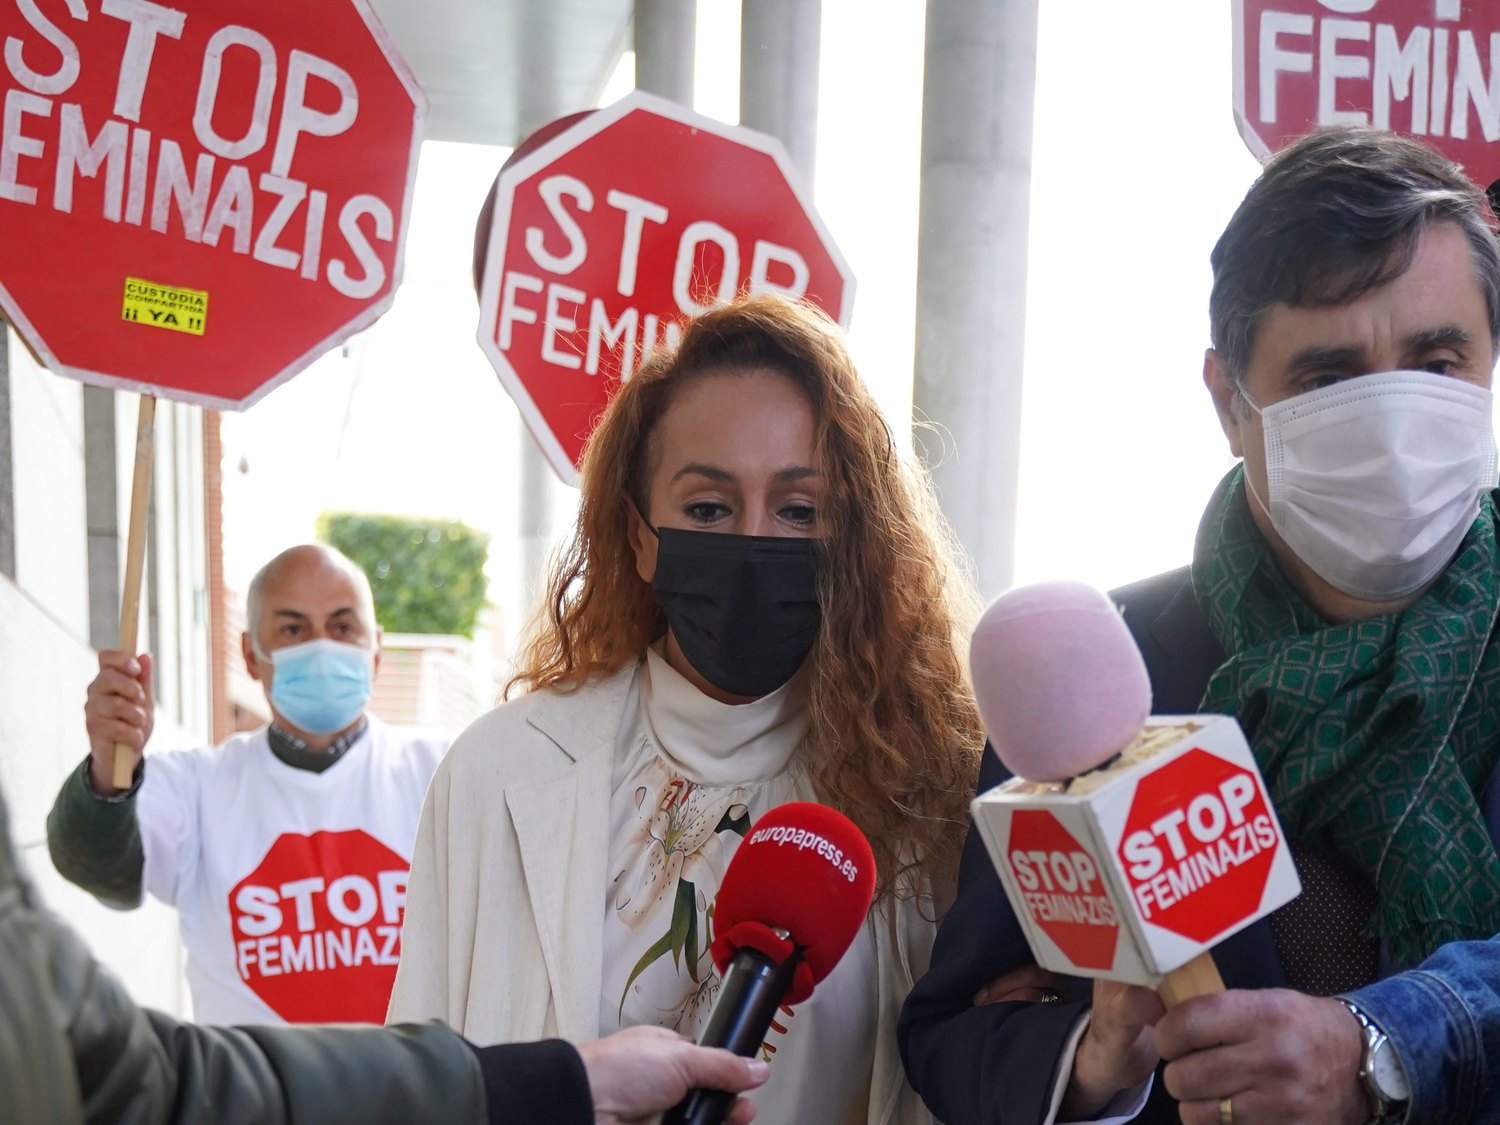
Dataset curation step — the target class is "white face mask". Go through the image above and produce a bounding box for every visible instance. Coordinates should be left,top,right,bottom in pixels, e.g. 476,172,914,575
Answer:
1241,369,1498,602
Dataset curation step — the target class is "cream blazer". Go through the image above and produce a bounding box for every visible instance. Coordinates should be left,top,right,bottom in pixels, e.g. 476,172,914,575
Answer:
388,664,939,1125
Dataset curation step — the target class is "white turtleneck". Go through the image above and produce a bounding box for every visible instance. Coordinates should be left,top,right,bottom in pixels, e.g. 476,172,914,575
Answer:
598,643,877,1125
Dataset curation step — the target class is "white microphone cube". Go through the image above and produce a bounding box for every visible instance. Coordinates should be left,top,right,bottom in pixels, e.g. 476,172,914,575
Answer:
972,714,1302,986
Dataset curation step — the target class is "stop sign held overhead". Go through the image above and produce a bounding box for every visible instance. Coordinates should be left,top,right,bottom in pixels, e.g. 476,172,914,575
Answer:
0,0,424,407
476,91,855,484
1235,0,1500,186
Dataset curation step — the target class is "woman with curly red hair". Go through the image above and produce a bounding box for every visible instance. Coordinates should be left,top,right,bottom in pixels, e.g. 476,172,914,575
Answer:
389,293,984,1123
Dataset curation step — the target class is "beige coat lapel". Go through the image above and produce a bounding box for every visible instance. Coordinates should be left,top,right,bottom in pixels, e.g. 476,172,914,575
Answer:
506,667,635,1040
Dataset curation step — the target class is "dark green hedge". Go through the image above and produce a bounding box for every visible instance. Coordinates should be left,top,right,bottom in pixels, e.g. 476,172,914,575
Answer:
318,512,489,637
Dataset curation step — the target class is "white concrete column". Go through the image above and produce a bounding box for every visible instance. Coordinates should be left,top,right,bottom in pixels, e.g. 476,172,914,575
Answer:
739,0,821,179
912,0,1039,599
635,0,696,104
512,13,578,603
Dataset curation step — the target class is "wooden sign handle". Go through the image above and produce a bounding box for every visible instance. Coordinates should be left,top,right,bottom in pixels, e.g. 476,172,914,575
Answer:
112,394,156,791
1158,951,1226,1009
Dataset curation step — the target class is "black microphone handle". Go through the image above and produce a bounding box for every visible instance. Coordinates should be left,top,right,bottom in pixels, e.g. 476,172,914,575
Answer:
661,945,804,1125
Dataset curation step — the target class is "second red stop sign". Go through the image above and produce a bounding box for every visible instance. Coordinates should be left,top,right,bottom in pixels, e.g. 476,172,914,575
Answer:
476,91,855,484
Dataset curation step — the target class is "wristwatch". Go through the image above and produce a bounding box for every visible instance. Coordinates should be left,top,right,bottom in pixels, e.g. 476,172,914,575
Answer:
1339,999,1410,1124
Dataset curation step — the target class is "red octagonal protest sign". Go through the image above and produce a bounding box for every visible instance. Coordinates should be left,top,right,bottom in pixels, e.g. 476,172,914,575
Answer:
229,829,410,1023
0,0,423,408
1234,0,1500,188
1117,748,1281,945
1006,809,1121,972
476,90,855,484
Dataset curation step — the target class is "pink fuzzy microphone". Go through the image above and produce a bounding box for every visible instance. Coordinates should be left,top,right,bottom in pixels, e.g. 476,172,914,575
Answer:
967,580,1301,1005
970,581,1152,783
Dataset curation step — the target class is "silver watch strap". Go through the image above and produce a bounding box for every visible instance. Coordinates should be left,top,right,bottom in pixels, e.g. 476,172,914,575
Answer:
1339,999,1410,1122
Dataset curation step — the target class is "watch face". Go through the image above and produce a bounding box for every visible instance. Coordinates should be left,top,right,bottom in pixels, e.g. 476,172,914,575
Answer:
1370,1041,1410,1102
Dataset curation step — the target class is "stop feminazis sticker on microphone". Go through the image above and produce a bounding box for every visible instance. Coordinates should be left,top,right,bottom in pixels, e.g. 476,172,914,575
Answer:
972,714,1301,985
1117,749,1279,944
229,829,408,1023
1005,810,1121,971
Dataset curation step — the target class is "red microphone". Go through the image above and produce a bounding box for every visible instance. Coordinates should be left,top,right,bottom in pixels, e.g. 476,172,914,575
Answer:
664,802,876,1125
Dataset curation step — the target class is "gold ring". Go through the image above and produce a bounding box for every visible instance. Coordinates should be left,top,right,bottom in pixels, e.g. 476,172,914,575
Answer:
1219,1096,1234,1125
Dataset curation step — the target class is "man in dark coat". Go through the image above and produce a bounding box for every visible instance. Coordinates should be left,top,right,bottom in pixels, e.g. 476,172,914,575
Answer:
901,127,1500,1125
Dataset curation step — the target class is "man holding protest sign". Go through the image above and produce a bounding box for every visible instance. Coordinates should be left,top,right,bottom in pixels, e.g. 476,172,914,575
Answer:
900,127,1500,1124
46,543,448,1026
0,0,433,1032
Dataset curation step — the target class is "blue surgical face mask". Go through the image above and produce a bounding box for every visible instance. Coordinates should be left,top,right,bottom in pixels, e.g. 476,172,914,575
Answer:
264,638,374,735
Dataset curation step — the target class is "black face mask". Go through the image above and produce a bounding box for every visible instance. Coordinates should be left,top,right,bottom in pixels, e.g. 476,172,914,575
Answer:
648,526,822,698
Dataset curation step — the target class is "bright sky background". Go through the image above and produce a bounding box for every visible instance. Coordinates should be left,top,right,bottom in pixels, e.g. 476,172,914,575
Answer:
220,0,1267,657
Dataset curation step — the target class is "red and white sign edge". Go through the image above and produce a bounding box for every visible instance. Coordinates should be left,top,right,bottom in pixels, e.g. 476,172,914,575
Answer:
1229,0,1271,163
0,0,427,412
474,89,857,486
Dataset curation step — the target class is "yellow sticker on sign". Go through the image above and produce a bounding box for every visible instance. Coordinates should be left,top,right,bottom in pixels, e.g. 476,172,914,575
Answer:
121,277,208,336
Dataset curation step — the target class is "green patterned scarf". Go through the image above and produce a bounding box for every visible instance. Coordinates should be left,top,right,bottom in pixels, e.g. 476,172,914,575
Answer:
1191,465,1500,966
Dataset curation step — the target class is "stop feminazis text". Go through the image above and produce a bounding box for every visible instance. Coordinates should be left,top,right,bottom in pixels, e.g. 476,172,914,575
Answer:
972,715,1302,986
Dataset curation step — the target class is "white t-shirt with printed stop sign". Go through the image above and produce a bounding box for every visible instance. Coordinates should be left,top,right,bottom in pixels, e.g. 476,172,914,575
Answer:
136,718,445,1025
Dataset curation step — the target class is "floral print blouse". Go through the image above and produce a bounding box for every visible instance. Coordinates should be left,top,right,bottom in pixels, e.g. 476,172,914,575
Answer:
598,644,878,1124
